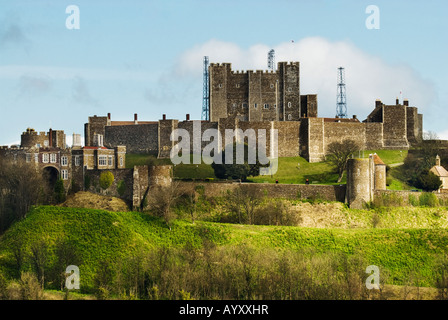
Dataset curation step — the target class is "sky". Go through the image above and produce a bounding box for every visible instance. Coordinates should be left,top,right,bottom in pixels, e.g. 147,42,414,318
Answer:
0,0,447,146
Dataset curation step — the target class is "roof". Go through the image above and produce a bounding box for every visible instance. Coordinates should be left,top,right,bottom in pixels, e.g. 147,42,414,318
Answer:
323,118,360,123
430,166,448,177
110,121,157,126
83,146,108,150
372,154,385,165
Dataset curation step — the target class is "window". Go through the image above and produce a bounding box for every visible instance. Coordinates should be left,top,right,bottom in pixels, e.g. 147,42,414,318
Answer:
288,87,292,92
98,155,107,166
264,104,269,109
61,169,68,180
26,153,31,163
288,102,292,108
270,84,274,89
44,140,49,147
288,114,292,120
242,103,248,109
36,143,41,148
218,84,222,88
75,156,80,166
254,103,257,109
236,84,240,88
61,156,68,166
120,157,123,167
108,155,113,166
232,103,237,109
42,153,49,163
50,153,57,163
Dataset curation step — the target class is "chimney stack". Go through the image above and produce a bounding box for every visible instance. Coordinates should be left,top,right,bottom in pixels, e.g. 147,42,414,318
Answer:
49,128,53,148
186,114,190,121
107,113,111,120
396,97,399,105
162,114,166,120
403,99,409,106
134,113,138,124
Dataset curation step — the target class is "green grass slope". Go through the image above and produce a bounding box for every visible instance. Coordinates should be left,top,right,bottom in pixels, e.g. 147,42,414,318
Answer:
1,205,447,293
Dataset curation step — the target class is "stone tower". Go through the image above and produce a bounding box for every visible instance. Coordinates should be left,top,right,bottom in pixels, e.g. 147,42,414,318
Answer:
208,61,309,122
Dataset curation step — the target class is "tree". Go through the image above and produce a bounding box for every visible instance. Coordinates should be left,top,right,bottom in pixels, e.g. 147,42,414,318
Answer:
147,182,182,230
54,179,66,203
212,142,264,181
0,158,44,233
99,171,114,190
326,139,362,183
415,170,442,192
225,185,263,224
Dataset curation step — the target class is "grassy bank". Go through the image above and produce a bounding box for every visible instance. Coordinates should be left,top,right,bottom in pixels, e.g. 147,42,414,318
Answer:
0,205,447,298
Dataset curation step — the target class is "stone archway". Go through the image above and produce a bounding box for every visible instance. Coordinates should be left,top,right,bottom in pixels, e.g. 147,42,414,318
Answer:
42,166,60,193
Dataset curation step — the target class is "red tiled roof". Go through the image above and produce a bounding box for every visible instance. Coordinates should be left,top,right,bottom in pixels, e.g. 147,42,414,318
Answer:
372,154,385,165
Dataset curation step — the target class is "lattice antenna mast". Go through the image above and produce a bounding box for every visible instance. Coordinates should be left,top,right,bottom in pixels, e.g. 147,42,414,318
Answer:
267,49,275,71
336,67,347,118
202,56,210,121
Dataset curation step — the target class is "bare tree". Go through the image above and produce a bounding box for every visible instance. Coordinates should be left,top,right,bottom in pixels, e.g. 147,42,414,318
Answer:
147,182,182,230
0,158,44,233
226,185,263,224
326,139,362,183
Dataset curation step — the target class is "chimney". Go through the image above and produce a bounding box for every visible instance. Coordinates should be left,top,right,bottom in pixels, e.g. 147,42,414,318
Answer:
396,97,399,105
162,114,166,120
49,128,53,148
107,113,111,120
436,155,441,167
353,115,357,120
403,99,409,106
375,99,382,108
186,114,190,121
134,113,138,124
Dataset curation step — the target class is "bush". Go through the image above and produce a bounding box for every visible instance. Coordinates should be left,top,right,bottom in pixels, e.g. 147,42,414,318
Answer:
117,180,126,197
415,170,442,192
99,171,114,190
419,193,439,207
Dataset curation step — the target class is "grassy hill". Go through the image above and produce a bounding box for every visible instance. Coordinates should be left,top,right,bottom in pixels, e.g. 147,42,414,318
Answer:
0,204,447,299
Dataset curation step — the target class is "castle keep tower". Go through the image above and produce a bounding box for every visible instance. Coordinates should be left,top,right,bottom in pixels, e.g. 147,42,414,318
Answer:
208,62,316,122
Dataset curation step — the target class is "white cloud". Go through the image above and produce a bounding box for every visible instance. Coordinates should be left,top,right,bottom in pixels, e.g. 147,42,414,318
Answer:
173,37,437,119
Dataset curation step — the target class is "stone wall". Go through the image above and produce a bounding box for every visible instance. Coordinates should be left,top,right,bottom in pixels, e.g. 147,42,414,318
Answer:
374,190,448,206
178,181,346,202
105,123,158,154
84,168,134,204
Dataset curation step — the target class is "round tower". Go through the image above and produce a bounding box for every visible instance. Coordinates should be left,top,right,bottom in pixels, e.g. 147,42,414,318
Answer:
346,158,374,209
371,154,387,190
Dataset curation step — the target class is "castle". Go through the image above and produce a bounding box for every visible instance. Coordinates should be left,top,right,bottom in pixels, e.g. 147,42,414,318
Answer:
84,61,423,162
0,60,435,209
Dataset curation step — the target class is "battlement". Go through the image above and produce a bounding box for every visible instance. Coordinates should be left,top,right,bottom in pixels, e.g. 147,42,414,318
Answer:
22,128,48,137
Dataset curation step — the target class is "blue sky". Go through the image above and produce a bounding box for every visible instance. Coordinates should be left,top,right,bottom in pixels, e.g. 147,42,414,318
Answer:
0,0,447,146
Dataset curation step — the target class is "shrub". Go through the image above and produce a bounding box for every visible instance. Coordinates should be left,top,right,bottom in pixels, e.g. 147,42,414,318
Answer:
117,180,126,197
99,171,114,190
419,192,439,207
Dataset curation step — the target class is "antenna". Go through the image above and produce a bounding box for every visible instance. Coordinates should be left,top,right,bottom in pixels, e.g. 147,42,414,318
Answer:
202,56,210,121
267,49,275,71
336,67,347,118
